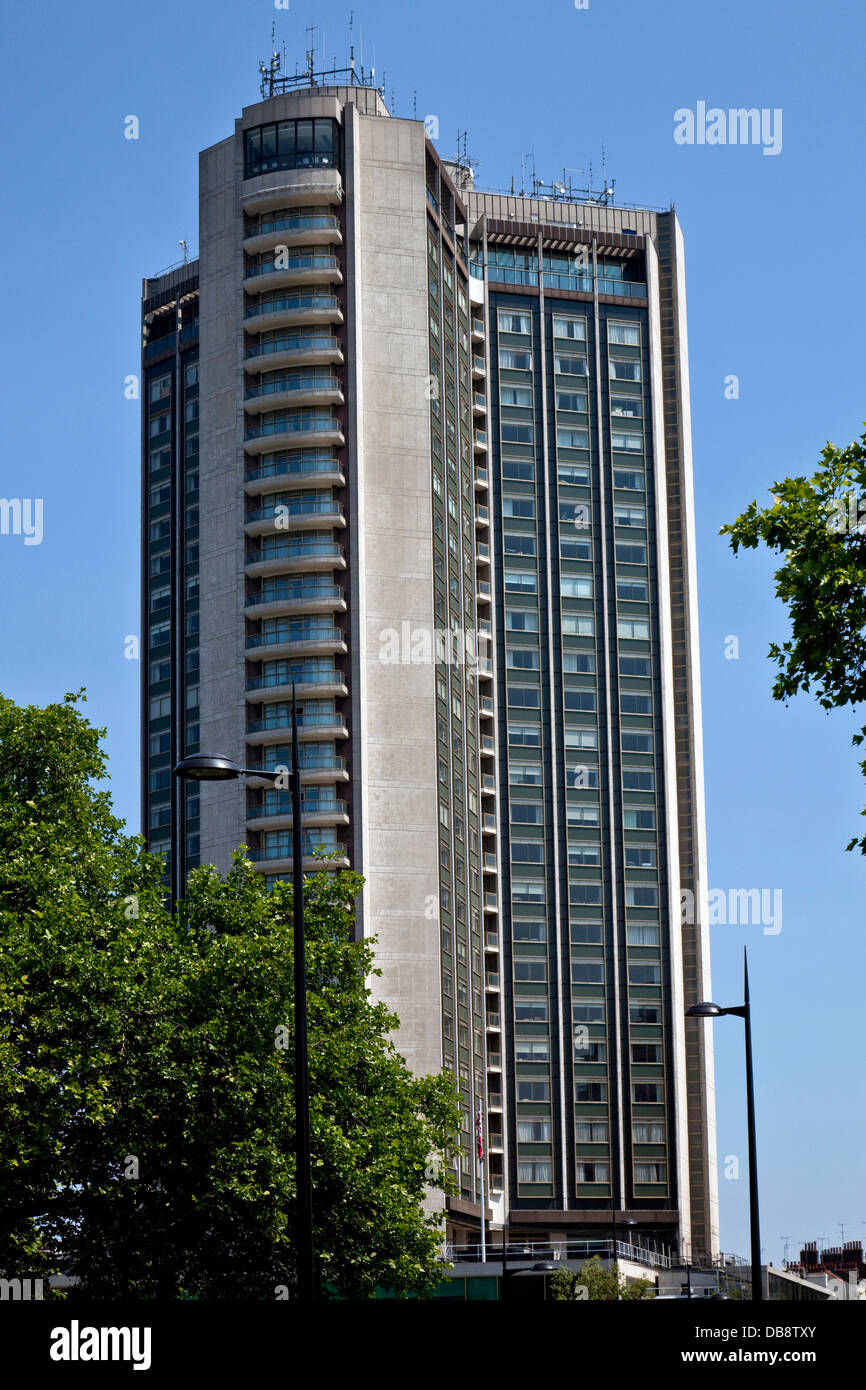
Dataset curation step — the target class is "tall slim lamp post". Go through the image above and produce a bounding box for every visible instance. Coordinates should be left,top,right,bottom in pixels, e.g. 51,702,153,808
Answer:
174,685,314,1299
687,949,763,1302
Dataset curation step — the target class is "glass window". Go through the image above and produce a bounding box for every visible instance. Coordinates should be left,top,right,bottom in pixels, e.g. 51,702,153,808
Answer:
572,961,604,983
608,322,640,345
633,1121,666,1142
558,463,590,486
573,1001,605,1024
632,1043,663,1063
574,1081,607,1102
576,1161,610,1183
512,878,545,902
613,472,644,494
627,923,660,945
517,1080,550,1101
609,358,641,381
576,1120,609,1142
500,348,533,370
557,427,590,449
513,920,546,941
503,497,536,519
500,385,533,407
498,310,531,334
515,1040,550,1062
630,1004,662,1025
557,390,588,412
508,724,541,747
515,999,549,1022
561,577,593,599
617,618,650,640
623,769,654,792
611,395,642,418
554,354,589,376
628,964,661,986
626,884,658,907
514,959,547,982
518,1160,553,1182
570,920,602,942
563,614,594,637
625,847,657,870
611,431,643,453
553,315,587,340
504,534,536,556
502,423,534,444
518,1119,552,1142
512,841,544,863
503,458,535,482
617,579,649,602
632,1084,664,1104
624,807,655,830
504,568,536,594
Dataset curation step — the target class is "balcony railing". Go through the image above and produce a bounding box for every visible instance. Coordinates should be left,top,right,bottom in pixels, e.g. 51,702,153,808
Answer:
249,754,346,774
246,582,344,606
249,839,346,862
248,796,346,819
244,375,341,401
246,668,343,692
245,294,340,319
245,416,341,441
245,500,342,524
245,455,343,484
245,334,341,360
444,1239,671,1270
246,626,343,648
247,214,340,237
245,254,340,278
247,712,345,733
246,540,343,565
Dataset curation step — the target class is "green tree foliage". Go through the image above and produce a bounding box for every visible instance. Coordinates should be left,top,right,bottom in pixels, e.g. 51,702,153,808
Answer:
0,692,460,1299
549,1256,654,1301
722,432,866,852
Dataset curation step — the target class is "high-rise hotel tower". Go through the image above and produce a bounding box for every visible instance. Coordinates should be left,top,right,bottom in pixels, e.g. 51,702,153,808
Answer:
141,67,718,1262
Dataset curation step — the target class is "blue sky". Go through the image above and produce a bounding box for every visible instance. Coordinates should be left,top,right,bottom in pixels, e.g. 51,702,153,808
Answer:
1,0,864,1266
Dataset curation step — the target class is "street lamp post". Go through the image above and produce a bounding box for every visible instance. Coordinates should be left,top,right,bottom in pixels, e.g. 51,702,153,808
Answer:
174,684,315,1299
686,948,763,1303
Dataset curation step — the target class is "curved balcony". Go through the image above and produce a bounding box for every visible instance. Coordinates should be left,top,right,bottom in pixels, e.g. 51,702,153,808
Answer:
245,669,348,703
246,753,349,787
244,499,346,537
243,582,346,619
245,626,347,660
244,373,344,414
244,540,346,579
244,413,345,454
246,796,350,829
250,850,351,874
244,291,343,333
245,712,349,745
243,333,343,374
474,429,489,454
243,252,343,294
240,169,343,217
243,213,342,255
245,455,345,496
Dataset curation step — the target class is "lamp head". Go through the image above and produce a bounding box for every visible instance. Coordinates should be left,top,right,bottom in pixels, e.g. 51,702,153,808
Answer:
173,755,242,782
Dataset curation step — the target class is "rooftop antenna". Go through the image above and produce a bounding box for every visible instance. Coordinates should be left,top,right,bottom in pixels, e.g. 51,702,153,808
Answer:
305,25,318,83
413,89,417,118
257,19,282,98
179,239,188,264
781,1236,791,1264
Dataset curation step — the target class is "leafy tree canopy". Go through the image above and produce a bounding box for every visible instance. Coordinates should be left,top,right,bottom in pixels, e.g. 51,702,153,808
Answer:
0,691,460,1299
722,432,866,851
